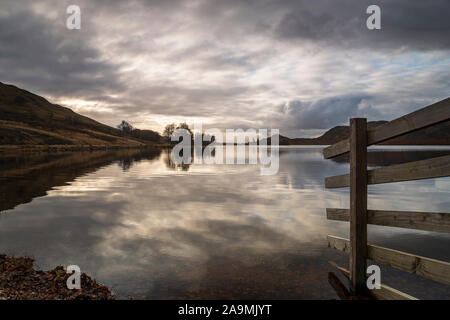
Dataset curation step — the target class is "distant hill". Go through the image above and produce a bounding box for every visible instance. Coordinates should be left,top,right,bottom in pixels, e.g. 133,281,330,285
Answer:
272,120,450,145
2,82,448,147
0,82,164,147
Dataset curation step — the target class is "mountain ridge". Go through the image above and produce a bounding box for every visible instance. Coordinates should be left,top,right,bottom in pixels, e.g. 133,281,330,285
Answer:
1,82,448,147
275,120,449,145
0,82,164,147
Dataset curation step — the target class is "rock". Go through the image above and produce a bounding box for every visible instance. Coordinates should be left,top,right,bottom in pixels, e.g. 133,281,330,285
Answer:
0,254,115,300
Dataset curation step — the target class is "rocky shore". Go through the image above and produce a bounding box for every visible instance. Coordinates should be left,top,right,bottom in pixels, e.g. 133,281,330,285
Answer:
0,254,115,300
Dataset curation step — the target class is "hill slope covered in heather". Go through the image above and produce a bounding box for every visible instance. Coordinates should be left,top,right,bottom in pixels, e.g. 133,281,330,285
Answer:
0,82,163,147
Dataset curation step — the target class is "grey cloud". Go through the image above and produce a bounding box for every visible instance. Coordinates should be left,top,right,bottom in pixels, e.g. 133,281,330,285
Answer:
0,0,449,135
115,85,258,117
0,3,125,97
274,0,450,51
278,95,382,130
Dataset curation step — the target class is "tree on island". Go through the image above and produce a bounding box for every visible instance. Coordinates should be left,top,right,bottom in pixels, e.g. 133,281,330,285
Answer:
117,120,134,134
176,122,193,136
163,122,193,139
163,123,176,138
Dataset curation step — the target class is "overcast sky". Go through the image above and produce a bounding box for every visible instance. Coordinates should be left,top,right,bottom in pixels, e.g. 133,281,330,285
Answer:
1,0,449,137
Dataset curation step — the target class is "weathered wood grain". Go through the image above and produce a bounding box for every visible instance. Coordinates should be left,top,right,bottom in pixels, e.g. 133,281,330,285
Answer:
349,118,368,294
328,261,418,300
328,235,351,254
371,284,418,300
328,272,351,300
323,139,350,159
327,208,450,233
327,235,450,286
325,173,350,188
329,260,350,279
325,154,450,188
323,98,450,159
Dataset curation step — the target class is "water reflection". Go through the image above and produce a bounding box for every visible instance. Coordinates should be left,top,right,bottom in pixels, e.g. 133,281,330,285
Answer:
0,149,162,212
0,147,449,299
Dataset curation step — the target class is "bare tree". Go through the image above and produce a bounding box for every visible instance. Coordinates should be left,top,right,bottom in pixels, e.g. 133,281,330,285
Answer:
176,122,193,136
117,120,133,134
163,123,176,138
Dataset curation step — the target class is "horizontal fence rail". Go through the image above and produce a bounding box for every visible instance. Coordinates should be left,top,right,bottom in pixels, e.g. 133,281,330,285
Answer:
328,261,418,300
324,99,450,299
371,284,419,300
328,236,450,286
325,154,450,188
323,98,450,159
327,208,450,233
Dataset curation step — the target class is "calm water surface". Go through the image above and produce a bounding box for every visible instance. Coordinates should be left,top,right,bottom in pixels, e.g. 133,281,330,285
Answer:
0,147,449,299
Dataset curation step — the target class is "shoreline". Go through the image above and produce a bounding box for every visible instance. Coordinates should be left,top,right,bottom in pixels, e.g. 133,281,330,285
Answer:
0,143,172,154
0,254,115,300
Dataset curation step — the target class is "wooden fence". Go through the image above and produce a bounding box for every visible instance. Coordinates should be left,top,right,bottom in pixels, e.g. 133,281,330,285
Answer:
323,98,450,300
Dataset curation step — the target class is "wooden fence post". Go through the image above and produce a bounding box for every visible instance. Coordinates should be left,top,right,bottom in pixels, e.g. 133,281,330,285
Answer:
326,100,450,299
349,118,368,294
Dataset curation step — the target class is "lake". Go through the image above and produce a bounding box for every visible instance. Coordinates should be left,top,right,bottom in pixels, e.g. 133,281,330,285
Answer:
0,146,449,299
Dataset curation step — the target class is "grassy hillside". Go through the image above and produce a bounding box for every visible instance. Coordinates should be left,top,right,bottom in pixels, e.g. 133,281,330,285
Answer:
0,82,163,147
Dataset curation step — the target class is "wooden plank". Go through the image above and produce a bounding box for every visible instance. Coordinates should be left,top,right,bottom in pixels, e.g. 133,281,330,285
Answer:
368,245,450,286
328,262,418,300
371,284,418,300
327,235,450,286
323,139,349,160
368,154,450,185
327,208,350,221
329,267,373,300
329,260,350,279
325,154,450,188
369,98,450,148
327,208,450,234
328,272,352,300
349,118,368,294
323,98,450,159
328,235,351,254
325,173,349,188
